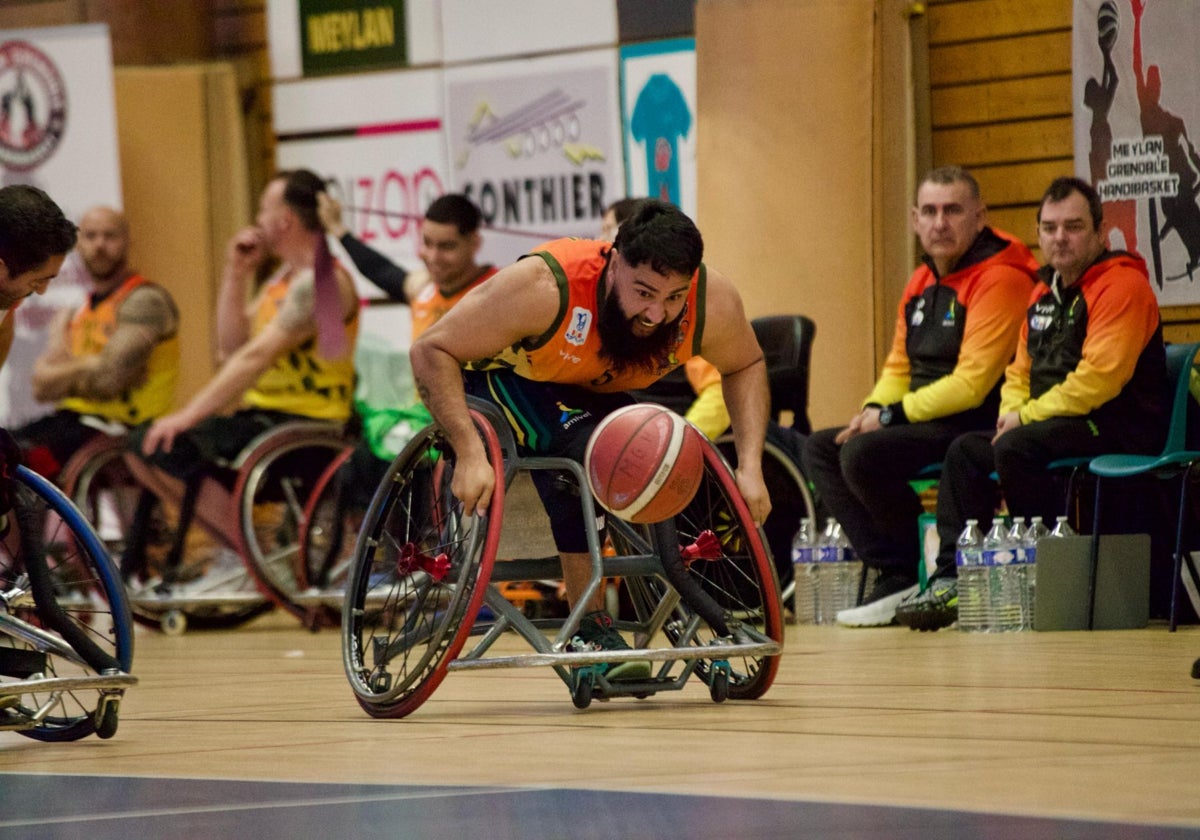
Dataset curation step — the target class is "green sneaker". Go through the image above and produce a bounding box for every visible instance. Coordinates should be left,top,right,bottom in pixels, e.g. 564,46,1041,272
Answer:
894,578,958,632
568,610,652,681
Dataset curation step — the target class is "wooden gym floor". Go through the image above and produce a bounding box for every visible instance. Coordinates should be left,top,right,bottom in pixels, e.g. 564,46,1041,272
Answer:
1,612,1199,839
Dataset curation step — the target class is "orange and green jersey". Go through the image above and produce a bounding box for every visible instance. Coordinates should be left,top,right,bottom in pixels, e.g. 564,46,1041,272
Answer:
468,238,704,393
410,266,497,339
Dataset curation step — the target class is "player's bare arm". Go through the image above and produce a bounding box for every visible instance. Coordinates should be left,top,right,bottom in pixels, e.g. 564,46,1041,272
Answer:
697,268,771,523
411,257,560,514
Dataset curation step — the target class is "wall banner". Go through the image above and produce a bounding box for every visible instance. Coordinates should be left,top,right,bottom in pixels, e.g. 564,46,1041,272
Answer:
444,49,626,251
619,38,696,218
299,0,407,76
0,24,121,426
1073,0,1200,305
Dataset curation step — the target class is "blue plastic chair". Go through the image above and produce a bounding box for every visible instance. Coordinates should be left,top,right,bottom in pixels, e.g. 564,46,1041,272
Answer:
1087,341,1200,631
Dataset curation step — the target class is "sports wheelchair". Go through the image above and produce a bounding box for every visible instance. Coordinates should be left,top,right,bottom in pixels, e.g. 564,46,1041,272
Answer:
341,397,784,718
0,465,135,740
62,422,347,634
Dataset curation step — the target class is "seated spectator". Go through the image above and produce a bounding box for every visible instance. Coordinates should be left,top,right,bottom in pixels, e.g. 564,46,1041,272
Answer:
804,165,1038,627
896,176,1170,631
16,206,179,479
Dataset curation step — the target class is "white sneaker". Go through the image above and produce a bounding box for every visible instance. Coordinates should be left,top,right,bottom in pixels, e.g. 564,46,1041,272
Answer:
836,582,919,627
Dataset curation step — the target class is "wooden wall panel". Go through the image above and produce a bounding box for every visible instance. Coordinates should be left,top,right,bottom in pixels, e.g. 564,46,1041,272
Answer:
927,0,1189,337
927,0,1071,42
930,32,1072,86
927,0,1072,253
696,0,882,428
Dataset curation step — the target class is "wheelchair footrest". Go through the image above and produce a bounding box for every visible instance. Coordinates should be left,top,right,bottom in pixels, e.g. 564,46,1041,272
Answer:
446,637,781,672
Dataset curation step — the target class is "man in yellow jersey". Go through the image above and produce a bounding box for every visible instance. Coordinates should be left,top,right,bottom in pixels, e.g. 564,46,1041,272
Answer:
135,169,359,469
411,199,770,677
123,170,358,577
14,207,179,480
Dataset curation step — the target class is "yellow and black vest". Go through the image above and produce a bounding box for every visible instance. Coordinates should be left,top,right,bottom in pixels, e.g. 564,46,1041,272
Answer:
242,267,358,421
58,274,179,424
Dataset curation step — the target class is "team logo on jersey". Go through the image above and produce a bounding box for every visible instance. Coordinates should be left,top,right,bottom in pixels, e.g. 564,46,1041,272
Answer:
0,41,67,172
565,306,592,346
911,297,925,327
1030,299,1055,332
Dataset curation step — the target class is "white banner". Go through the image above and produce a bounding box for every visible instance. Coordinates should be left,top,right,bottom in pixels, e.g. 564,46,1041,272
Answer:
0,24,122,426
445,49,626,252
1073,0,1200,305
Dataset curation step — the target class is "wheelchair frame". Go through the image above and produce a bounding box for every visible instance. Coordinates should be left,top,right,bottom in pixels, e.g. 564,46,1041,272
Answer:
62,422,347,634
341,399,784,717
0,465,136,741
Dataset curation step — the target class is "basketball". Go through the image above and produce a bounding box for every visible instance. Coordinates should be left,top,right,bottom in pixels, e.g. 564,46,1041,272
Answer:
1097,1,1119,53
584,403,705,523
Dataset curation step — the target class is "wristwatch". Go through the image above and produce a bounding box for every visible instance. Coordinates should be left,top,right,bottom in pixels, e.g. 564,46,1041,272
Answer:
878,405,894,426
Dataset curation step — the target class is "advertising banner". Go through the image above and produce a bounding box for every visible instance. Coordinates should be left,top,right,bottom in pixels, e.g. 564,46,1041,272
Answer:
1073,0,1200,304
444,49,625,257
0,24,121,425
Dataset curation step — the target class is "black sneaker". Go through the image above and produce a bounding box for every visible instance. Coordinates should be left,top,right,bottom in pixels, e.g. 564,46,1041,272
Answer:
567,610,651,680
835,570,919,627
895,577,958,632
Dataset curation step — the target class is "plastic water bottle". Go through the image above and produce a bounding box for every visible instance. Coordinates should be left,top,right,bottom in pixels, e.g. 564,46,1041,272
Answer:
814,518,838,624
1022,516,1051,627
984,516,1022,632
1006,517,1027,563
790,518,817,624
833,525,862,619
1050,515,1076,537
955,519,987,632
814,519,861,624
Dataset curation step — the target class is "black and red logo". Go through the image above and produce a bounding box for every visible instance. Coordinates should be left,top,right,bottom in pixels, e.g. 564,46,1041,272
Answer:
0,40,67,172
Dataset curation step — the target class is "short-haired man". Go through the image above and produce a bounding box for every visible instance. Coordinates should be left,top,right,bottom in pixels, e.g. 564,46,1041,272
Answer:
137,169,359,464
896,176,1170,631
15,207,179,479
804,166,1039,627
317,191,498,499
125,169,359,578
0,184,76,368
410,199,770,678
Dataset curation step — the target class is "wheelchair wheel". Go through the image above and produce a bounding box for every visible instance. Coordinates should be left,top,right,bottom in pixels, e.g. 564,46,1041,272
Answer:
715,434,815,608
1,466,134,741
72,450,271,632
342,412,503,718
296,445,357,593
621,441,783,700
235,436,347,623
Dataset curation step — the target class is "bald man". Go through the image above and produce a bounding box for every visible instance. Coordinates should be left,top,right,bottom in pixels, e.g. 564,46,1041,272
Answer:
16,206,180,479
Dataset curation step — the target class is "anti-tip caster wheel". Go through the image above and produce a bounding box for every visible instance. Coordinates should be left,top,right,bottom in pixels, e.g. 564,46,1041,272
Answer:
572,668,596,709
709,662,730,703
161,610,188,636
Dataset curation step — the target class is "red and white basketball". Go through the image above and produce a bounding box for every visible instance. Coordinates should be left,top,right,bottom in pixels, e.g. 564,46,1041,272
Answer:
584,403,705,523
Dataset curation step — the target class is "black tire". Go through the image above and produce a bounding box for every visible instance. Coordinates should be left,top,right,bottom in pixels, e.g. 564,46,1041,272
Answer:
341,412,502,718
618,441,783,701
235,436,346,624
2,466,134,741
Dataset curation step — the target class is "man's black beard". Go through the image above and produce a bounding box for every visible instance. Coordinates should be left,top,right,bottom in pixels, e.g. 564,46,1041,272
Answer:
596,289,684,376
